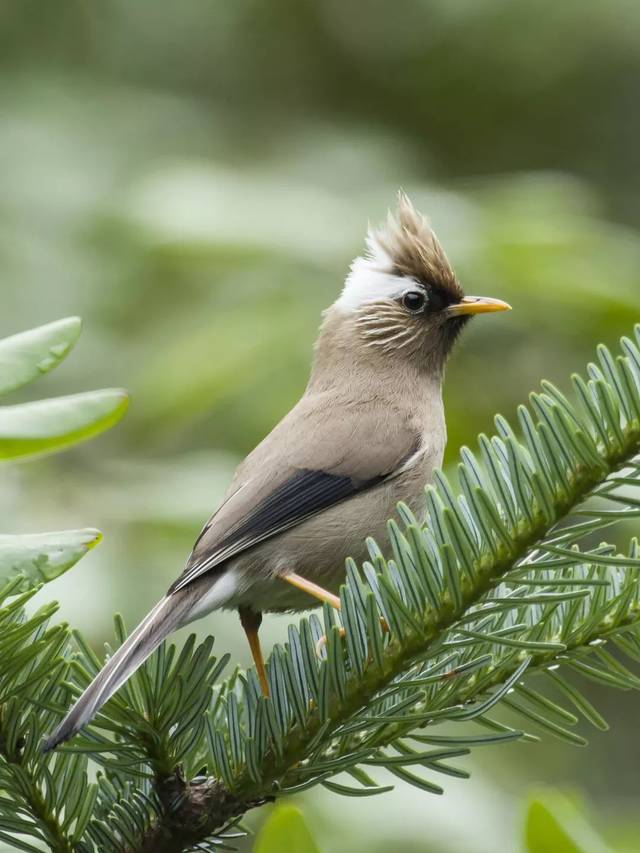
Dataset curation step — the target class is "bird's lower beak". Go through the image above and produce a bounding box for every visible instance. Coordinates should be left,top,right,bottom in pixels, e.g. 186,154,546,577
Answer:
447,295,512,317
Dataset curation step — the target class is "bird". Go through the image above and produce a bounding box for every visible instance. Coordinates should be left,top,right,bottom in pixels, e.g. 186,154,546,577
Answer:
44,192,510,751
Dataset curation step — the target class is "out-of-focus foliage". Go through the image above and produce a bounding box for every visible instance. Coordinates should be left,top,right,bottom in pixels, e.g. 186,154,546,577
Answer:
0,317,81,396
0,317,127,593
0,529,102,590
0,318,127,852
0,318,128,461
254,806,320,853
2,1,640,850
525,792,610,853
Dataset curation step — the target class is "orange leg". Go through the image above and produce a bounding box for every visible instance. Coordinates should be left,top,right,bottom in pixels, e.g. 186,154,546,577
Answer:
281,572,389,657
281,573,344,655
282,572,342,610
238,606,270,697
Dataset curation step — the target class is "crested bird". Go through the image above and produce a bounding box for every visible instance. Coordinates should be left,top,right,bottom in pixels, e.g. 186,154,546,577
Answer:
44,193,510,750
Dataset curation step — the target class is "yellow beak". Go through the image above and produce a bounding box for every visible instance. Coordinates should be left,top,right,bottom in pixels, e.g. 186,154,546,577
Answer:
447,295,512,317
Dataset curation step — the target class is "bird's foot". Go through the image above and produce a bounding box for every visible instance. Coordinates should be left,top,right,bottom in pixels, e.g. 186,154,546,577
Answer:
315,627,346,657
315,617,389,657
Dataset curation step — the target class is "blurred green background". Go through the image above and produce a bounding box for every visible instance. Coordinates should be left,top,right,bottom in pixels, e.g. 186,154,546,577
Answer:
2,1,639,850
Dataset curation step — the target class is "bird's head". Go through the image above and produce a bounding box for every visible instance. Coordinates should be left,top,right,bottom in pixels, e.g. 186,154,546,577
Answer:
332,192,510,371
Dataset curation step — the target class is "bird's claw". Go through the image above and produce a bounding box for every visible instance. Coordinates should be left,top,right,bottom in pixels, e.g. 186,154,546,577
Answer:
315,617,389,657
315,627,346,657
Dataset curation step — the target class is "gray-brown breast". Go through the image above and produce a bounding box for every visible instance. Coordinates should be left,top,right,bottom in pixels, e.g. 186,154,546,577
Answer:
218,434,444,613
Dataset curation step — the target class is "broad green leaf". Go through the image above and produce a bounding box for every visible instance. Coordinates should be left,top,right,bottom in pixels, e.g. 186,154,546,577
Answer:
0,529,102,590
0,317,82,396
253,805,320,853
525,793,610,853
0,389,129,460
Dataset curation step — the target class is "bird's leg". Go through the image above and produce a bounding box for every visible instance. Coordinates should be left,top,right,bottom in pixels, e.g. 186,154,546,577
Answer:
282,572,342,610
282,572,389,656
281,572,345,655
238,606,270,697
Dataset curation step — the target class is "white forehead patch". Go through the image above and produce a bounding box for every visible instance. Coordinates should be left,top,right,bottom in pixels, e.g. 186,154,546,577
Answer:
335,235,415,312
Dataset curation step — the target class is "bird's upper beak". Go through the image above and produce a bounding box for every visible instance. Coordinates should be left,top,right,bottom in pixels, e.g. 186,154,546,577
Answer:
447,295,512,317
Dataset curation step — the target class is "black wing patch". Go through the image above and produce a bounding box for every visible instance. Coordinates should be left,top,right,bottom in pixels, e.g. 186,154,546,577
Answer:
169,468,384,593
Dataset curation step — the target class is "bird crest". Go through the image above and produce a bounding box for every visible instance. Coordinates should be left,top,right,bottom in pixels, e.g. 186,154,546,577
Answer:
367,192,462,299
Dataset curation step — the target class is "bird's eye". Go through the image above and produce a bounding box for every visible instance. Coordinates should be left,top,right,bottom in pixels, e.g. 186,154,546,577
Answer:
401,290,427,313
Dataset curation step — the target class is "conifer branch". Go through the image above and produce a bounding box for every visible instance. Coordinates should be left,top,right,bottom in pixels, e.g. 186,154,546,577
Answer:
2,321,640,852
85,326,640,850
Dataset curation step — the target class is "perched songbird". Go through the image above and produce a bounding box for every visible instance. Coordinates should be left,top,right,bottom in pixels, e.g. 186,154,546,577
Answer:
44,193,510,750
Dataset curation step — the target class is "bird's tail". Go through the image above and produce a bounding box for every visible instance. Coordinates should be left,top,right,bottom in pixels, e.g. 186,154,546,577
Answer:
43,592,195,751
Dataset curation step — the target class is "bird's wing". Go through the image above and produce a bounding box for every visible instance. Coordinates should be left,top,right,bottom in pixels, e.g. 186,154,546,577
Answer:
169,395,421,593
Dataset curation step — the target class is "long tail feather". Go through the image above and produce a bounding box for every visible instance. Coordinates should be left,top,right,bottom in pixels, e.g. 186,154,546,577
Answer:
43,592,195,751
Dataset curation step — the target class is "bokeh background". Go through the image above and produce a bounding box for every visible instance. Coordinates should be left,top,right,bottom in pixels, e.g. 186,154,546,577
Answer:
2,1,640,850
